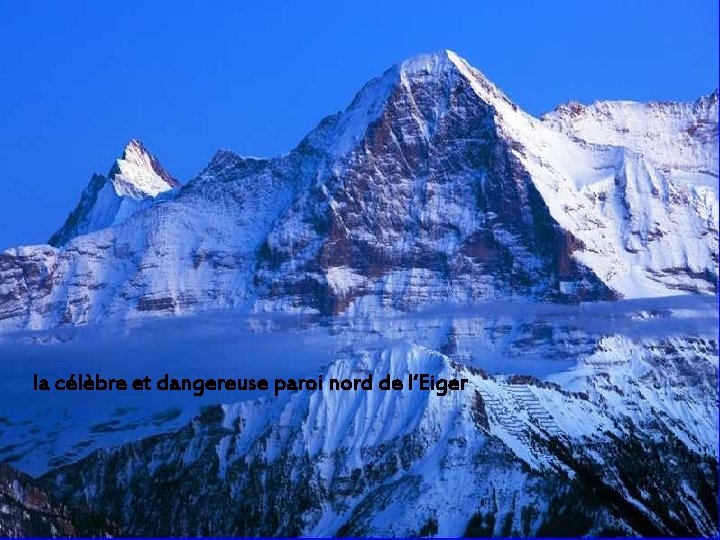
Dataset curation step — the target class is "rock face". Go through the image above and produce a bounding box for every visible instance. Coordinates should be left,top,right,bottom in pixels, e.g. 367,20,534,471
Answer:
0,51,716,331
48,139,180,248
254,53,612,315
0,463,116,537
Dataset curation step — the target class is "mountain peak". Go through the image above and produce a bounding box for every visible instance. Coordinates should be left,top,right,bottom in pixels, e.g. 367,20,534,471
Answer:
397,50,505,97
111,139,180,199
48,140,179,246
302,50,517,157
123,138,149,157
0,49,713,332
396,49,459,76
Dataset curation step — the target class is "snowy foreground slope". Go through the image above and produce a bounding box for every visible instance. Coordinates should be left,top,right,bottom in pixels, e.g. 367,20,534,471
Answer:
0,51,717,331
0,51,718,537
1,302,717,536
37,299,718,536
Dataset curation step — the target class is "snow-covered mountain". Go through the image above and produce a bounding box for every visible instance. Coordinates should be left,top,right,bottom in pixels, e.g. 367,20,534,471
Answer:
0,50,716,332
48,139,179,247
542,91,718,180
42,315,718,536
0,50,718,537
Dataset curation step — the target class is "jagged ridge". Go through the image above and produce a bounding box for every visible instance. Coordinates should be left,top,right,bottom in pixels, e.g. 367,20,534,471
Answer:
0,50,716,332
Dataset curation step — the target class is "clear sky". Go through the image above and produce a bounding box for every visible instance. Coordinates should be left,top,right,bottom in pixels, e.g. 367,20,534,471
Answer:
0,0,717,249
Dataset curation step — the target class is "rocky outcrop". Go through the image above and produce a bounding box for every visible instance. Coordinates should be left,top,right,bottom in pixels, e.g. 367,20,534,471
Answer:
0,463,116,537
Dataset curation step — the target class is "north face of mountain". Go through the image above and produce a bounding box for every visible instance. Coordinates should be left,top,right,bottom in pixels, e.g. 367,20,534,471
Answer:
0,51,717,332
253,51,613,315
48,139,179,247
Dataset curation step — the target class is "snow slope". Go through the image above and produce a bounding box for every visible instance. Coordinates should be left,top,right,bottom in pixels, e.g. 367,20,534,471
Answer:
40,300,718,536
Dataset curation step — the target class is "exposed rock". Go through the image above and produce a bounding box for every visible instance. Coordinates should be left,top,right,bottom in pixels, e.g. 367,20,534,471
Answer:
0,463,117,537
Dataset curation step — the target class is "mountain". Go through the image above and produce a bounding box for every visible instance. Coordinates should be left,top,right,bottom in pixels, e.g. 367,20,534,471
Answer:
42,327,718,536
48,139,179,247
0,50,718,537
0,51,716,332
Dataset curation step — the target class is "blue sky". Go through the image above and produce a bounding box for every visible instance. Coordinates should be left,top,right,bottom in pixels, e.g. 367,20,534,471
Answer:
0,0,717,249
